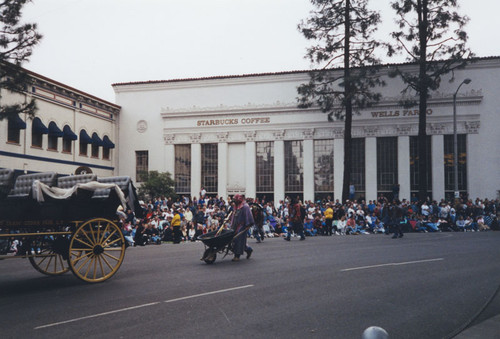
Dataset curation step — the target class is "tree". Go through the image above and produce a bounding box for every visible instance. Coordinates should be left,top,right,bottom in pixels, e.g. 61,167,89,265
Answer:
0,0,42,121
388,0,472,201
137,171,177,201
297,0,383,202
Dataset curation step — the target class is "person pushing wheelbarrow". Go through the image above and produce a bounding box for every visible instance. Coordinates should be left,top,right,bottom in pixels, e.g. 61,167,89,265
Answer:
229,194,253,262
198,194,254,263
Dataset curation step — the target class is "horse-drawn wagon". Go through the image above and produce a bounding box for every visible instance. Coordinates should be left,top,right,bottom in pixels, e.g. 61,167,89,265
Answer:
0,168,143,283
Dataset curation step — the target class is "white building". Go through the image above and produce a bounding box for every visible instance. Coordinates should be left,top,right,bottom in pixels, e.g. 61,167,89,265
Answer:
1,66,120,177
3,58,499,205
113,57,500,205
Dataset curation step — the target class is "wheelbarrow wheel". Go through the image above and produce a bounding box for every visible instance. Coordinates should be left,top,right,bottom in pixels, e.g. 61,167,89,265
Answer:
68,218,126,283
29,238,69,276
202,248,217,264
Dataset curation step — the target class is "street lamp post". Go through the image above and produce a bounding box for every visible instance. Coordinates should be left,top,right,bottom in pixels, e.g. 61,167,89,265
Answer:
453,78,471,199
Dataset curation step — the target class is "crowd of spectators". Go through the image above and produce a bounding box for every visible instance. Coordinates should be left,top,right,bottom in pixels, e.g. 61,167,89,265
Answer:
119,193,500,246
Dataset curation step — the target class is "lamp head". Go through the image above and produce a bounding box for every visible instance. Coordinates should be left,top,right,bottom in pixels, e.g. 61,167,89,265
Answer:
463,78,471,84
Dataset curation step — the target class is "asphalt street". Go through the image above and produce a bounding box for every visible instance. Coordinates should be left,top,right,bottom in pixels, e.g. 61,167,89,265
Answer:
1,232,499,339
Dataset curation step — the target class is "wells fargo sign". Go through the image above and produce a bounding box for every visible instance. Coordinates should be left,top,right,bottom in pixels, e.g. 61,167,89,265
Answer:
197,117,271,126
370,109,433,118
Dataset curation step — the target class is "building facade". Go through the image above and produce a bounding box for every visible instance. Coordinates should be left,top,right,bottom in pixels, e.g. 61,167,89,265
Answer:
1,67,120,177
113,57,499,205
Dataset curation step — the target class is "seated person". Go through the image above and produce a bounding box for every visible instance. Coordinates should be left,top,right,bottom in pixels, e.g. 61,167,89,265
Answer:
346,215,358,235
337,216,347,235
163,224,174,242
365,214,376,232
477,216,490,231
313,215,323,235
304,219,317,236
122,221,135,246
455,216,466,231
133,220,148,246
424,217,440,232
464,216,477,232
150,224,162,244
372,218,385,234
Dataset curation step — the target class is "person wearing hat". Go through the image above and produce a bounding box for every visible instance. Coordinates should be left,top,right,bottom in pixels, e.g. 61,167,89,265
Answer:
229,194,254,261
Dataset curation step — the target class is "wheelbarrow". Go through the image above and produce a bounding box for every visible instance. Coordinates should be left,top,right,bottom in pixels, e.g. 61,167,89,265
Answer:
198,229,236,264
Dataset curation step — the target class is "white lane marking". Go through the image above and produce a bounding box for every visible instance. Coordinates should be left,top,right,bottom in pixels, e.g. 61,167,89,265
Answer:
340,258,444,272
35,284,254,330
34,302,161,329
164,284,254,303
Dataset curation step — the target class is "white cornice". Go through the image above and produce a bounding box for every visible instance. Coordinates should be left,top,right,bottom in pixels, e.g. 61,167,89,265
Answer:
159,89,482,118
160,101,303,118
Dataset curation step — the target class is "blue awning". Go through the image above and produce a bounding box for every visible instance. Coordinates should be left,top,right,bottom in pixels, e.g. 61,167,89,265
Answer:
91,133,104,146
79,130,93,144
9,114,26,129
48,122,64,137
103,135,115,149
63,125,78,140
33,118,49,134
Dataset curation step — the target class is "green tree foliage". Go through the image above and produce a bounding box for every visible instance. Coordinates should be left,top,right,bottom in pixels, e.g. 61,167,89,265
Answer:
0,0,42,120
388,0,472,200
137,171,177,201
297,0,383,202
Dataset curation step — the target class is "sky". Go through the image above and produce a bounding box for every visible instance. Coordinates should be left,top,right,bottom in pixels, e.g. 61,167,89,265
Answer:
19,0,500,103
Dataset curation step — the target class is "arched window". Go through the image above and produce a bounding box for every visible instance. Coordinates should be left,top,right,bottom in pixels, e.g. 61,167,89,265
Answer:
31,117,48,148
91,132,103,158
48,122,63,151
62,125,77,153
102,135,115,160
7,114,26,143
79,129,92,156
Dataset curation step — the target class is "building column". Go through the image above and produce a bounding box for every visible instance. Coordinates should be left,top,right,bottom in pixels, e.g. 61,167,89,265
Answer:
245,141,256,199
274,140,285,207
397,136,410,202
303,139,314,202
164,144,175,177
466,133,480,199
218,142,228,199
333,138,344,202
431,134,445,201
365,137,377,201
191,143,201,198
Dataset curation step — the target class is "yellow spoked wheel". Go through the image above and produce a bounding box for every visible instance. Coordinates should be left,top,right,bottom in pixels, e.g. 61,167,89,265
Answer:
29,241,70,276
68,218,126,283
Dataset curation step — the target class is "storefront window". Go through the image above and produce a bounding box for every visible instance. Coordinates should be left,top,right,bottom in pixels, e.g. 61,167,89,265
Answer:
351,138,365,197
314,139,334,195
256,141,274,193
377,137,398,197
285,140,303,194
410,136,432,196
201,144,218,194
444,134,467,197
136,150,149,182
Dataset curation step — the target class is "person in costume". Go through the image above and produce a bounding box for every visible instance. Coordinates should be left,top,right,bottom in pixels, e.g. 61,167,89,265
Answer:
230,194,254,261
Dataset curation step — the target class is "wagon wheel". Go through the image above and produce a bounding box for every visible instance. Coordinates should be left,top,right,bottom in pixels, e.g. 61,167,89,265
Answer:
203,248,217,264
29,237,69,276
68,218,126,283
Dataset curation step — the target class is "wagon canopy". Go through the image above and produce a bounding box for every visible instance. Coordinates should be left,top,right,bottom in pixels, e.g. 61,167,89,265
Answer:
32,180,128,210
